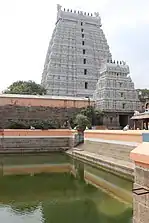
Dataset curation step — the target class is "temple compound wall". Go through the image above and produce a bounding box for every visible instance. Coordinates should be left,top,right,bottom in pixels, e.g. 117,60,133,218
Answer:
0,94,94,128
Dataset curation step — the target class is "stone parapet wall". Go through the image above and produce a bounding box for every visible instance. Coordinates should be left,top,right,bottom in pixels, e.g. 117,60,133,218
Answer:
0,138,70,152
85,130,144,143
0,129,74,137
0,129,74,153
130,142,149,223
133,166,149,223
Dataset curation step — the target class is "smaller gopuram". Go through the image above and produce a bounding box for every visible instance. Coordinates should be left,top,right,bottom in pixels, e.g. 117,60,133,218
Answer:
94,60,141,129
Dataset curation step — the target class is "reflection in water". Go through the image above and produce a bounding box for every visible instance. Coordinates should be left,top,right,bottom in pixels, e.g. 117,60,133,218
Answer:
0,153,132,223
0,205,43,223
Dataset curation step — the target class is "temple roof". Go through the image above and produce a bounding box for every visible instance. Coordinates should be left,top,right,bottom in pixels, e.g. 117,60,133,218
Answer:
131,113,149,120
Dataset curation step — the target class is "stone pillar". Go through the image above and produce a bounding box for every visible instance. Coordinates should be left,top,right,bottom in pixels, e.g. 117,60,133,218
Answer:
133,120,136,130
130,135,149,223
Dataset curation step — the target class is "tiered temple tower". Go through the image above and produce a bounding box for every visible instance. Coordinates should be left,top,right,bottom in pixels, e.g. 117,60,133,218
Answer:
41,4,141,129
93,60,141,128
41,4,112,97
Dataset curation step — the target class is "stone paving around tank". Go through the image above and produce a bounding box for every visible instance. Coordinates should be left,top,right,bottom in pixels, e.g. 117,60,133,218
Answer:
66,149,134,180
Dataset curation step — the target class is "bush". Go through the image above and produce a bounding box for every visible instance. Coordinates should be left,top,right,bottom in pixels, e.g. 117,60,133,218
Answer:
74,114,91,132
7,119,59,129
8,121,29,129
30,120,58,130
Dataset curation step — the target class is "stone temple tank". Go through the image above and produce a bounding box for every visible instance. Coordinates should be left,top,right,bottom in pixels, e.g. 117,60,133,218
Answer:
41,4,112,97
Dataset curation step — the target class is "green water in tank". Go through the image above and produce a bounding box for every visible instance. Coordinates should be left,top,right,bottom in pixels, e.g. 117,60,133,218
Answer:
0,153,132,223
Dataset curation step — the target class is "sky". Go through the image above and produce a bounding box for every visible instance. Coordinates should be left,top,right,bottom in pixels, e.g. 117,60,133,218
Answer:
0,0,149,92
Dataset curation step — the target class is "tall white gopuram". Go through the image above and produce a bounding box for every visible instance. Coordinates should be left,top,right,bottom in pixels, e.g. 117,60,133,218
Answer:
41,4,112,97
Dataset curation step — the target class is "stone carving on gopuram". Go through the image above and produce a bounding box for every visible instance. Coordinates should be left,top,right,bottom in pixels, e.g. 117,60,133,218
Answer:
41,4,112,97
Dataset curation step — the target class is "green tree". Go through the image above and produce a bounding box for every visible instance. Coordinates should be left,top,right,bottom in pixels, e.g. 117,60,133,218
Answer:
137,89,149,97
80,106,103,125
74,114,91,131
80,106,94,122
4,80,46,95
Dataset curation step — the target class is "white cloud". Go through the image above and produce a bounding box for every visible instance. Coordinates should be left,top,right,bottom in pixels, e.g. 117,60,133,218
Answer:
0,0,148,91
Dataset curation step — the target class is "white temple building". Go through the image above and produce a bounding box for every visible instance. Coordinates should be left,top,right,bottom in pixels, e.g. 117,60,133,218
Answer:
41,4,111,97
41,4,141,129
93,60,141,128
94,60,141,112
